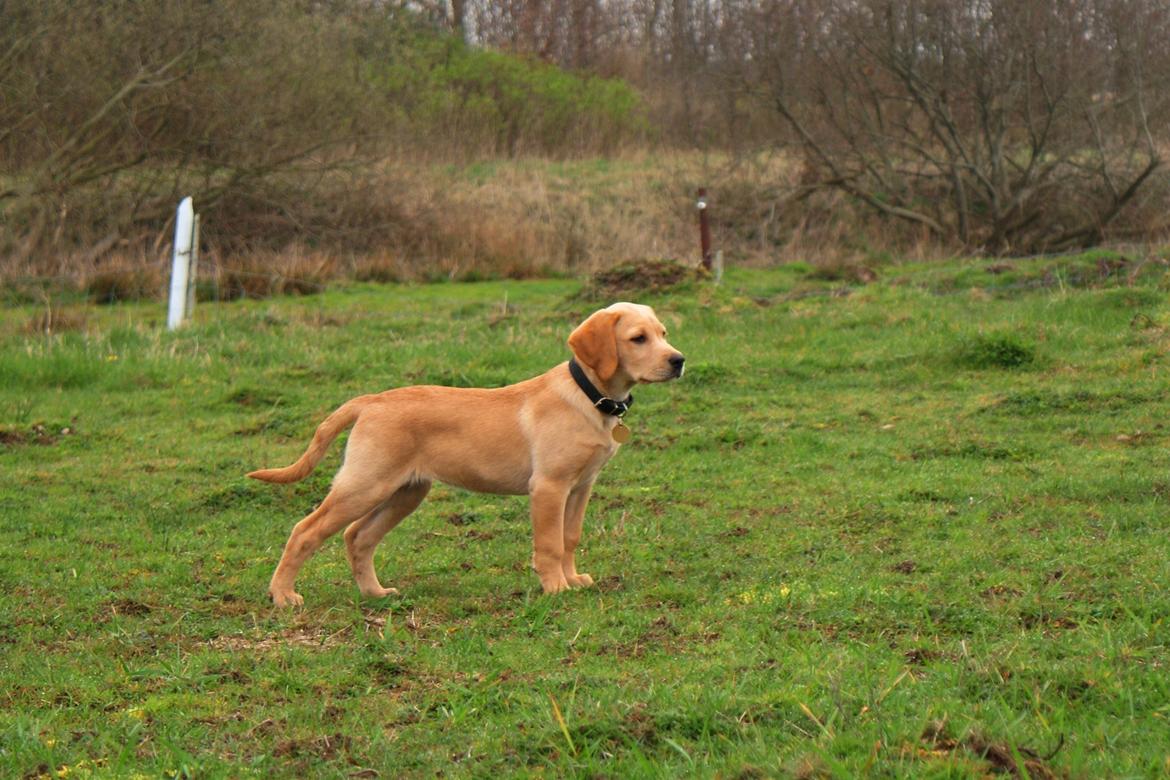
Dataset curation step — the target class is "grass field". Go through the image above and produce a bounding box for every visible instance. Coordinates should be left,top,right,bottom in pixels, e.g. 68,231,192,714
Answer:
2,252,1169,778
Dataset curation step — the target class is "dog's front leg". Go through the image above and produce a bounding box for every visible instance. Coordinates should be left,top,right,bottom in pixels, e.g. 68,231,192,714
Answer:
529,480,571,593
562,483,595,588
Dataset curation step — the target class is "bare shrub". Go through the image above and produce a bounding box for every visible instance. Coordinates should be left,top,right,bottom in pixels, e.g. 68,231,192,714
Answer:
759,0,1169,254
0,1,648,277
0,0,396,261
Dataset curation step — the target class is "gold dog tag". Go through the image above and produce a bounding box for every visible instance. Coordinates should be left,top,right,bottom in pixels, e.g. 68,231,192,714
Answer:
612,421,631,443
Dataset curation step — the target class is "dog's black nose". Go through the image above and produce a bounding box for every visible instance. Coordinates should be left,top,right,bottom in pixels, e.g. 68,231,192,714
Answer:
669,354,685,372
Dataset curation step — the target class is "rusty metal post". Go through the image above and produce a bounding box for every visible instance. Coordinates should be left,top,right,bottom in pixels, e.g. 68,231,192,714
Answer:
696,188,712,270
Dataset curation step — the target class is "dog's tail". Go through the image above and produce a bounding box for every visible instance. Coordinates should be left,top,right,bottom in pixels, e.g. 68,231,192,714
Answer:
246,396,371,484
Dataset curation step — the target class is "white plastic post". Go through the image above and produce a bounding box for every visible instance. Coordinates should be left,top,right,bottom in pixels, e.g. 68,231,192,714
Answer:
185,213,201,317
167,197,194,330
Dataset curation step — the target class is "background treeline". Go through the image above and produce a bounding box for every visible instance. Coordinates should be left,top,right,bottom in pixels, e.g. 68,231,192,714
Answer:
2,0,1169,297
472,0,1170,254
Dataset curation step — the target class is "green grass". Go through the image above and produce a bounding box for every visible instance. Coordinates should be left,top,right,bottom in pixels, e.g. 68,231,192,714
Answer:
2,254,1170,778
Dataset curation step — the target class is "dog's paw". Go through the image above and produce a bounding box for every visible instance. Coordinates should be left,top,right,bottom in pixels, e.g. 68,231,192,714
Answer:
361,586,400,599
270,589,304,608
567,573,594,588
540,576,571,594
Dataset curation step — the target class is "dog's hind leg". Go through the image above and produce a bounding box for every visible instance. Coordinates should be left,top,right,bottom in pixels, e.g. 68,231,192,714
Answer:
268,473,402,608
344,480,431,598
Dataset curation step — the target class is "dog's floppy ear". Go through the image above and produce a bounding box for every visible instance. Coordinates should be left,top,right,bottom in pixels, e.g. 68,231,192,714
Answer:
568,310,621,381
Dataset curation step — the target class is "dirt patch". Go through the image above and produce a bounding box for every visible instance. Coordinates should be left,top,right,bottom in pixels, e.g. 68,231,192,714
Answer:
980,584,1024,600
208,610,397,652
1019,611,1079,631
223,387,283,407
105,598,152,617
622,703,658,744
595,575,625,593
207,626,344,652
273,732,352,760
446,512,474,526
203,592,253,617
918,720,1065,779
598,615,685,659
1113,430,1158,446
584,258,706,299
0,423,75,447
904,648,941,665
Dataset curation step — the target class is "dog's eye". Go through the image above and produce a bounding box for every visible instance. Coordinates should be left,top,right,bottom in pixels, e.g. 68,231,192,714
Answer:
631,334,647,344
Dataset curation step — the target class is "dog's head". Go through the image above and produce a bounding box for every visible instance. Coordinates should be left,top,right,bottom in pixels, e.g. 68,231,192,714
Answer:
568,303,684,384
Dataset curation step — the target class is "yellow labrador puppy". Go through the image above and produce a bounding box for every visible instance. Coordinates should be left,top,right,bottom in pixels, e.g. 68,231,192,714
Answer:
249,302,684,607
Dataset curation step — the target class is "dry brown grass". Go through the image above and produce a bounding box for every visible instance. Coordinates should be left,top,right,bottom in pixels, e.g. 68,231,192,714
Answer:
322,151,947,282
5,150,1164,304
5,152,720,299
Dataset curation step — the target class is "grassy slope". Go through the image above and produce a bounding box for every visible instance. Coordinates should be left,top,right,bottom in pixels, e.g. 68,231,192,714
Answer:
1,254,1169,778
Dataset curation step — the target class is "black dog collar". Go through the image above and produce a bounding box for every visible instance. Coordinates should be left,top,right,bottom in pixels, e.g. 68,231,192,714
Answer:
568,359,634,417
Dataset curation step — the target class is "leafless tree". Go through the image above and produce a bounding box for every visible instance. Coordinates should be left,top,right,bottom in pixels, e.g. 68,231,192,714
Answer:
755,0,1167,252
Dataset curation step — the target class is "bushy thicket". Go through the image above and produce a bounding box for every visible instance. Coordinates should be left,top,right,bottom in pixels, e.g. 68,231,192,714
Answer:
0,0,645,268
374,35,646,158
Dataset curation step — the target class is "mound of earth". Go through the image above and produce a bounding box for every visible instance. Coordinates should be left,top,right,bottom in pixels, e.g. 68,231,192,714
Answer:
587,258,706,298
